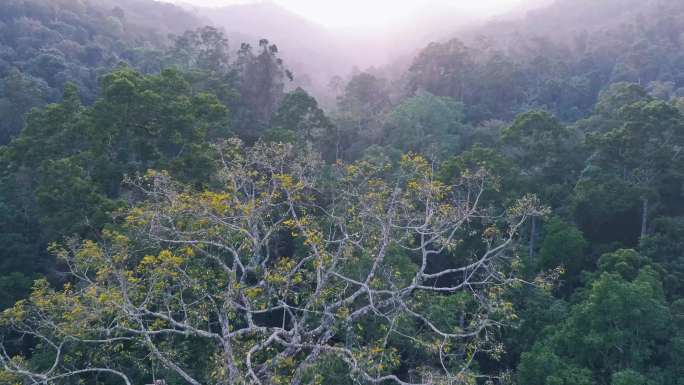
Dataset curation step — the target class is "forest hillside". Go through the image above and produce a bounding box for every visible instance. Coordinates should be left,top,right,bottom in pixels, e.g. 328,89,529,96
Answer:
1,1,683,384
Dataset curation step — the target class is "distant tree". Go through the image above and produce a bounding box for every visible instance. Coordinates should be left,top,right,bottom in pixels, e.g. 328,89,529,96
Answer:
168,26,231,74
439,144,517,206
578,100,684,242
538,218,589,294
234,40,290,141
267,87,333,153
0,68,47,144
335,72,391,159
518,263,672,385
501,111,582,199
0,150,43,310
582,82,651,133
517,344,592,385
501,111,583,256
471,51,526,120
111,6,125,21
384,92,465,158
640,217,684,298
408,39,474,104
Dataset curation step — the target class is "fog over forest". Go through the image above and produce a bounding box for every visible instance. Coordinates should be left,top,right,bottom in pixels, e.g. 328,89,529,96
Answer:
2,1,684,385
168,0,532,27
166,0,551,103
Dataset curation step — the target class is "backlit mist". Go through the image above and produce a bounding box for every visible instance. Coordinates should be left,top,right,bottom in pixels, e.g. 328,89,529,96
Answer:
171,0,530,28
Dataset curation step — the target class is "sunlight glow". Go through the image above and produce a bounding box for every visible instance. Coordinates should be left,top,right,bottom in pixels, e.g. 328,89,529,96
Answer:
174,0,527,28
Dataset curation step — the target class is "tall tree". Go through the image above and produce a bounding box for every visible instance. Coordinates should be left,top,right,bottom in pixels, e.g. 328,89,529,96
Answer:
518,256,672,385
501,110,583,257
234,40,291,141
384,92,466,158
267,87,333,154
335,72,391,159
578,100,684,242
0,142,541,385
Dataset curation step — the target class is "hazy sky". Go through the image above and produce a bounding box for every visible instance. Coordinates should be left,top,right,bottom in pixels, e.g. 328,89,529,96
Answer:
173,0,527,28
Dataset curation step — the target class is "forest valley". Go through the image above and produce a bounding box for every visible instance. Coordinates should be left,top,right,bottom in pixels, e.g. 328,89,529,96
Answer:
1,0,684,384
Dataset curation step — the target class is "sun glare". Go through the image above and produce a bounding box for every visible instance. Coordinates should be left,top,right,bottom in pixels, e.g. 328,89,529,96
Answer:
176,0,526,29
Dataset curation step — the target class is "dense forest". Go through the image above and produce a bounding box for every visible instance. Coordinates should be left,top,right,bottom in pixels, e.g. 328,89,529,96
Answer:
2,0,684,384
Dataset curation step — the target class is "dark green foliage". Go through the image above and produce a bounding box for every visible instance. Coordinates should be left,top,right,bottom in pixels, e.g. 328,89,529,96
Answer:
641,217,684,298
539,218,589,293
334,72,392,159
0,67,229,309
267,87,334,153
518,265,673,385
0,0,203,144
597,249,647,280
501,110,584,207
518,344,593,385
0,167,43,310
233,39,290,141
0,68,47,144
166,26,231,74
576,98,684,244
384,92,466,157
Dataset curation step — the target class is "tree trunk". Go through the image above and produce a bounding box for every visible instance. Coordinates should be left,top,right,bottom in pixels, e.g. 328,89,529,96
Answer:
528,216,537,259
641,197,649,239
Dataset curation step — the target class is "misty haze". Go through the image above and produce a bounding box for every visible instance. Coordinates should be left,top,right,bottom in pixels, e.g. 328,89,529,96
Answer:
1,1,683,385
165,0,550,104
